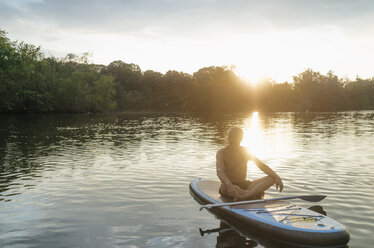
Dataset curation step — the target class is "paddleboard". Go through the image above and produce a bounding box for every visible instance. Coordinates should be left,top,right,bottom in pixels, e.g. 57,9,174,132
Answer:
190,178,350,247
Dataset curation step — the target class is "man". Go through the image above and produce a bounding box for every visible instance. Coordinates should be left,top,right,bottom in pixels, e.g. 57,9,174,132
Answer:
216,127,283,201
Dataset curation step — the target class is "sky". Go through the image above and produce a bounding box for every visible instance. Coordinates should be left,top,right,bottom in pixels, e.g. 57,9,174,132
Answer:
1,0,374,83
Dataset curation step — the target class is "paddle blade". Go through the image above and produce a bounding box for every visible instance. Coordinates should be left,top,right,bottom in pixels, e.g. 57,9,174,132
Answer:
299,195,327,202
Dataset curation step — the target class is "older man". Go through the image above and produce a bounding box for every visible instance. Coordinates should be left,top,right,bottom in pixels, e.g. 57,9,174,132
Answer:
216,127,283,200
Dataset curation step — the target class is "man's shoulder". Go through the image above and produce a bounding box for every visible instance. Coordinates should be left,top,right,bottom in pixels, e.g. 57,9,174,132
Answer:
238,146,249,153
240,146,254,159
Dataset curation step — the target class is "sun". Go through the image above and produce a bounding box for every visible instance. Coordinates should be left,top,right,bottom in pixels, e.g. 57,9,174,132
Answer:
233,63,295,85
219,33,303,85
231,56,277,85
233,66,269,86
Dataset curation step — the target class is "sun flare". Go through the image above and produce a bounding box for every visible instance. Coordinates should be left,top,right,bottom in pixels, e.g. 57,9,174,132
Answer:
234,66,269,86
241,112,264,156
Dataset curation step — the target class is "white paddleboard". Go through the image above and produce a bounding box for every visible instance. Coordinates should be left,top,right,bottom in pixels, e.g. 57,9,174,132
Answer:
190,178,349,247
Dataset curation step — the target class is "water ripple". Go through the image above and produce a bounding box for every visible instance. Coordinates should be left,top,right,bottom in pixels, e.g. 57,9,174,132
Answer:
0,112,373,247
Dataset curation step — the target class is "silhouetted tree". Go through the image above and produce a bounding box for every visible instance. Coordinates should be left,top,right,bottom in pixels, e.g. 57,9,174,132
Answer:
189,66,253,113
293,69,345,111
1,29,374,114
345,77,374,110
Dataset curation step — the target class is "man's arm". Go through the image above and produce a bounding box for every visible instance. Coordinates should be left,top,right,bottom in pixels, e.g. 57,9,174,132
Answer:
216,150,238,198
252,156,284,192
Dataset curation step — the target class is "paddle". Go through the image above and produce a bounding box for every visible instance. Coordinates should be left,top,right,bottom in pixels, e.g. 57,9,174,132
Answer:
199,195,327,211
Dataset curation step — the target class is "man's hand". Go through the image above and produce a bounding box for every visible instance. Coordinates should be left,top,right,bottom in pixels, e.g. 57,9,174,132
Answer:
275,175,283,192
225,182,239,199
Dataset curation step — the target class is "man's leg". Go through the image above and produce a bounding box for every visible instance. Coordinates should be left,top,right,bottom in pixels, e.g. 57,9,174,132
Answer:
235,176,275,200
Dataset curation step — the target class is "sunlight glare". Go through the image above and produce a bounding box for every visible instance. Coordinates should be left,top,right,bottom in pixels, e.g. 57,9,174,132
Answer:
234,66,269,86
241,112,264,157
241,112,295,176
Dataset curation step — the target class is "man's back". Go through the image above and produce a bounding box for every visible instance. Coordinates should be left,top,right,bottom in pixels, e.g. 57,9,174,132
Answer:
218,146,250,184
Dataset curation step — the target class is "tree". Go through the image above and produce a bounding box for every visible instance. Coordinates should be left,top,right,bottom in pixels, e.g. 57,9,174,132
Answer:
344,77,374,110
189,66,253,113
2,29,374,113
293,69,345,111
87,74,116,112
102,60,143,109
0,30,17,111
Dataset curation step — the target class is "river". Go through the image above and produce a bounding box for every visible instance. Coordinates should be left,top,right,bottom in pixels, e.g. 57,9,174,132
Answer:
1,111,373,247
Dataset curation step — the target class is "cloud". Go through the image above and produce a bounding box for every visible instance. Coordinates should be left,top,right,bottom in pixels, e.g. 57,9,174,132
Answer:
2,0,374,38
1,0,374,80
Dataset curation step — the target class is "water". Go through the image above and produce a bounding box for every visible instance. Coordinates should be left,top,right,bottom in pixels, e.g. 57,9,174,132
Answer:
0,111,373,248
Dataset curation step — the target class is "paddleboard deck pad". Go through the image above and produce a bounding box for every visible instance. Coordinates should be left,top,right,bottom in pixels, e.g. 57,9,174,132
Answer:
190,178,350,247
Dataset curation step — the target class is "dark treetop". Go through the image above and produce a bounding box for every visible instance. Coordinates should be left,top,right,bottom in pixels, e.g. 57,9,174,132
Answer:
1,29,374,114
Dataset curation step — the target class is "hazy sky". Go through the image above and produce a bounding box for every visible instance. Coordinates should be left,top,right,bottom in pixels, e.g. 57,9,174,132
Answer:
1,0,374,83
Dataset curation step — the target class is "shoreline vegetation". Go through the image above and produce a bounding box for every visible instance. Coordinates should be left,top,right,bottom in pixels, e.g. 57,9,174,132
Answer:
1,29,374,114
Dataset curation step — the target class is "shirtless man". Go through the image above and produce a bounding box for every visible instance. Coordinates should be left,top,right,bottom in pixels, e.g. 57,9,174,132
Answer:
216,127,283,201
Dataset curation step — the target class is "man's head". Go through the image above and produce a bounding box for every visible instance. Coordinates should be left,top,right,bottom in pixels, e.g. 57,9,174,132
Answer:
227,127,244,146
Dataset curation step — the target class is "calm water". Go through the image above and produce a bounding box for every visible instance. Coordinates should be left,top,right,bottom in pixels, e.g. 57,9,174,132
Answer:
1,111,373,248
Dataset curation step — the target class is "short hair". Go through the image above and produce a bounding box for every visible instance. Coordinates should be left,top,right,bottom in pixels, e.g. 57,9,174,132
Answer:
227,127,244,139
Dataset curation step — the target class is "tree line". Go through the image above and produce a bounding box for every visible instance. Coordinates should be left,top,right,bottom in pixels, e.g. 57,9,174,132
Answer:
1,29,374,114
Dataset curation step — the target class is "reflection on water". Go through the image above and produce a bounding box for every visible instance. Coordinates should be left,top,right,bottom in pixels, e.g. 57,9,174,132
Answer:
201,221,259,248
1,112,374,247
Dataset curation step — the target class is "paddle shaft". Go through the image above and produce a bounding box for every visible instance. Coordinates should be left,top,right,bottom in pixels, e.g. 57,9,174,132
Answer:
200,195,326,211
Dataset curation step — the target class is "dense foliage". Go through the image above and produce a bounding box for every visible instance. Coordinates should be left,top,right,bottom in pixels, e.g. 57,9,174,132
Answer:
1,30,374,113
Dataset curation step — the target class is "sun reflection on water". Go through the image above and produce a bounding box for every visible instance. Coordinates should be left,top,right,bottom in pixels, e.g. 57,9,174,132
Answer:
241,112,295,174
241,112,264,158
